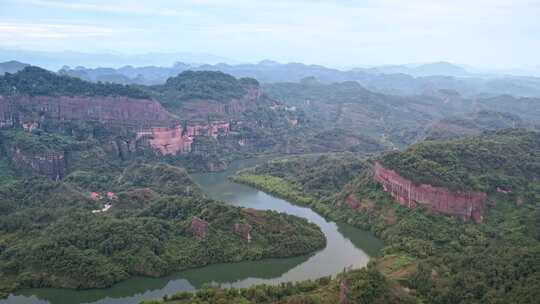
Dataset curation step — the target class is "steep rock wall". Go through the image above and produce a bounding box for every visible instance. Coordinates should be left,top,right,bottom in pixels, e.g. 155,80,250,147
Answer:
233,223,252,242
175,86,262,121
0,97,14,128
137,125,192,155
180,98,255,120
372,162,486,223
190,217,209,240
136,121,230,156
9,148,66,180
2,95,175,127
1,94,262,167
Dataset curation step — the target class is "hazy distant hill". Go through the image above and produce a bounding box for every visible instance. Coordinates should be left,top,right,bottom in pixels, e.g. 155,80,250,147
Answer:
425,110,528,140
264,79,540,148
0,60,29,75
4,58,540,98
58,62,191,85
0,48,232,70
363,61,472,77
55,61,540,98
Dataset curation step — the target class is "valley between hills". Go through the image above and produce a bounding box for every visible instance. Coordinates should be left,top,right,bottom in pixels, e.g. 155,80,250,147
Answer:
0,62,538,304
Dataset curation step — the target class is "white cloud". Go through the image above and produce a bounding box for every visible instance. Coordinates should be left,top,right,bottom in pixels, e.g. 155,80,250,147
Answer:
19,0,197,17
1,0,538,68
0,21,155,41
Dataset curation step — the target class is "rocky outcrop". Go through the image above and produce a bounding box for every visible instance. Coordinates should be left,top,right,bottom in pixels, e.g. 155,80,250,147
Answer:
171,84,262,121
186,121,230,139
345,194,360,209
339,275,349,304
137,125,191,155
233,223,252,243
10,148,66,180
108,139,138,160
180,98,256,120
190,217,209,240
136,121,230,156
1,95,175,127
1,95,237,157
0,97,13,128
373,162,486,223
1,90,272,168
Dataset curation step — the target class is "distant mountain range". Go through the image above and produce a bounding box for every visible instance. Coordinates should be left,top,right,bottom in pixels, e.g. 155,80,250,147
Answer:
3,58,540,98
0,60,29,75
0,48,233,70
361,61,471,77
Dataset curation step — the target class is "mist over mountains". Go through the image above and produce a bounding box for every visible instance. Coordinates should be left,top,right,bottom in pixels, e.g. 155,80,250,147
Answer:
0,48,233,70
3,56,540,99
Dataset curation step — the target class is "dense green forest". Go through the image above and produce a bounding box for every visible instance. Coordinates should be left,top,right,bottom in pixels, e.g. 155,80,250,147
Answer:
424,110,527,140
0,133,325,298
380,129,540,193
263,79,451,148
2,64,539,303
0,66,150,98
232,153,367,205
264,80,540,150
148,71,261,118
222,129,540,304
160,70,252,101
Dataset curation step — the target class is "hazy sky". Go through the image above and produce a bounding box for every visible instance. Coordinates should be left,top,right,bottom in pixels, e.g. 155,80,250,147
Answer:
1,0,539,69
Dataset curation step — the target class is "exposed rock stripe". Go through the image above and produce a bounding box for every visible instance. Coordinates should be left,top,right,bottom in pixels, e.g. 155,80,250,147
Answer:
372,162,486,223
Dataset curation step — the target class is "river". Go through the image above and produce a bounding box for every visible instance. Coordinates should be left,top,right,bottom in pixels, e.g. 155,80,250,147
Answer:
2,158,383,304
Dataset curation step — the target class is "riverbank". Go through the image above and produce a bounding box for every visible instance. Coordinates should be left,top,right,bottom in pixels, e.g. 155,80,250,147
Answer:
230,174,343,226
2,159,381,304
228,145,540,304
0,162,327,301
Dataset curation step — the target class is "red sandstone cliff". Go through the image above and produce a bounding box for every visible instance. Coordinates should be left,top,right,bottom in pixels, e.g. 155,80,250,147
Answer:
9,148,66,180
372,162,486,223
0,95,237,157
135,121,230,156
0,95,176,127
0,97,14,128
191,217,210,240
233,223,253,242
1,88,278,168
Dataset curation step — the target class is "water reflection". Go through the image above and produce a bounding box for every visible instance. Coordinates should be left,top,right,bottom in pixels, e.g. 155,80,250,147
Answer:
4,158,382,304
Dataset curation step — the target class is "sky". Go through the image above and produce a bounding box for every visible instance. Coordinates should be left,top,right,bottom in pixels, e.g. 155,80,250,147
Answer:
1,0,539,69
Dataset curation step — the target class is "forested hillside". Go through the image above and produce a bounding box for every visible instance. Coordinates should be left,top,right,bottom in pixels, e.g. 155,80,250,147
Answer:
0,67,149,98
264,80,540,148
0,69,328,298
52,60,540,98
0,153,325,297
1,64,539,304
425,110,527,140
380,129,540,193
224,129,540,304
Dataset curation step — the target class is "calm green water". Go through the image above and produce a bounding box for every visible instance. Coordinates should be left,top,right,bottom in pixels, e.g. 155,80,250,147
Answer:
3,158,383,304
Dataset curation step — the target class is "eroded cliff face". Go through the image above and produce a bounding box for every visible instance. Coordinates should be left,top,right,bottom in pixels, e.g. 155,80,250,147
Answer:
1,95,175,127
190,217,210,240
0,95,237,157
177,87,262,120
372,162,486,223
0,97,14,128
136,121,230,156
1,90,280,177
9,147,66,180
233,223,253,243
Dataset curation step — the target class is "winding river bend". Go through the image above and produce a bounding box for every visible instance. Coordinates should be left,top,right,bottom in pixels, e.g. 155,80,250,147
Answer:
3,159,383,304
